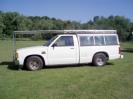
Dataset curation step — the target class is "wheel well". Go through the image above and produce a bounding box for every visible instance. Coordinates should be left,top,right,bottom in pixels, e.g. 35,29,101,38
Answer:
93,52,109,60
24,55,45,67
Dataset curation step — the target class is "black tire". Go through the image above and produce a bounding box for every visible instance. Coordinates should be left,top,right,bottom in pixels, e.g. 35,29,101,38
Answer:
92,53,107,66
26,56,43,71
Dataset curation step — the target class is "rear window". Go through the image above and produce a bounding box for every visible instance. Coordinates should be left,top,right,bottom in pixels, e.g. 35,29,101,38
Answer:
105,36,118,45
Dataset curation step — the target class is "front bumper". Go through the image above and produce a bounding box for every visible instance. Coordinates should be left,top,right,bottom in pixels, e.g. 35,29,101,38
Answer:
14,60,23,69
14,60,19,65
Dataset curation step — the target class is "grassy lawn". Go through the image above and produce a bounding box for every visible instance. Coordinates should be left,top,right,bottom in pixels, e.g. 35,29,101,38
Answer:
0,40,133,99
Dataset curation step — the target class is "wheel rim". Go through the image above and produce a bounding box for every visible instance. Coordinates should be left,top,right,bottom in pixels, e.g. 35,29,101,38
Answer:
29,60,40,70
96,57,104,66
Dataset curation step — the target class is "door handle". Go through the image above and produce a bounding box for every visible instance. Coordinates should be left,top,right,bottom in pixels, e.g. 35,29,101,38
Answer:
41,51,46,54
70,48,74,49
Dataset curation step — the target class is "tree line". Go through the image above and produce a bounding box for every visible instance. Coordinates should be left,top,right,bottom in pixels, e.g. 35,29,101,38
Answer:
0,11,133,41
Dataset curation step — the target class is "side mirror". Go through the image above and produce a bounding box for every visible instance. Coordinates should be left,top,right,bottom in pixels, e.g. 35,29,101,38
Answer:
52,43,57,47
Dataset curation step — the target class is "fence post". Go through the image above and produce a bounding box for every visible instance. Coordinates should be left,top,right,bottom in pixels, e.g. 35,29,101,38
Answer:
13,32,16,62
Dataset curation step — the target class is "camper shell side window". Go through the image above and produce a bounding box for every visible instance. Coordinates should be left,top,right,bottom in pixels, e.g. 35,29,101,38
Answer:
79,35,118,46
79,36,94,46
105,36,118,45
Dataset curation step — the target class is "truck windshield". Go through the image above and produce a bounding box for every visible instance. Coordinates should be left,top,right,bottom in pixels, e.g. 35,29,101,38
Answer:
44,35,58,46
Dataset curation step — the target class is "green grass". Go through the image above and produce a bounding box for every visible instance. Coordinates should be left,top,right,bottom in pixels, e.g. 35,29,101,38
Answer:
0,40,133,99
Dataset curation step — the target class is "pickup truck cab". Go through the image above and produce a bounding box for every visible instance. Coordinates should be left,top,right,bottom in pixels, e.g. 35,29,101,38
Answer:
15,30,123,70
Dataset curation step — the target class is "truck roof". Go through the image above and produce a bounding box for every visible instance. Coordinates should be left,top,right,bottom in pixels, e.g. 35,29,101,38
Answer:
14,30,117,34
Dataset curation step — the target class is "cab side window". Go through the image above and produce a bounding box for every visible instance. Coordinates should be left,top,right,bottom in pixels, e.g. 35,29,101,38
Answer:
54,36,74,46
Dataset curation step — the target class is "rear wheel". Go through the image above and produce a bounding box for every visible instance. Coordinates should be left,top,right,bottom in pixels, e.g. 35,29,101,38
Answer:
26,56,43,71
93,53,107,66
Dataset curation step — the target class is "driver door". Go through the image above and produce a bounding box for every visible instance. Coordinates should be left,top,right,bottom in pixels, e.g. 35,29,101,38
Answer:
47,35,77,65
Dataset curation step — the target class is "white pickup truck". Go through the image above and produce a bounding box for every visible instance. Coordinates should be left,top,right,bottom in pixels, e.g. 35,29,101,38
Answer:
15,30,123,70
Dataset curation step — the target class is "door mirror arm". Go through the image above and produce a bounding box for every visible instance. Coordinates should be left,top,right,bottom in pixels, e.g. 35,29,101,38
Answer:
52,43,57,48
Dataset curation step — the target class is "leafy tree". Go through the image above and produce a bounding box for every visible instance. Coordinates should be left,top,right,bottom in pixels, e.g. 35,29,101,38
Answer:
0,11,133,41
0,11,5,38
93,16,100,22
2,12,22,37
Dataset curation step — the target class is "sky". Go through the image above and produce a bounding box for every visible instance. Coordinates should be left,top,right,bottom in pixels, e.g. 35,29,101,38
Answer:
0,0,133,22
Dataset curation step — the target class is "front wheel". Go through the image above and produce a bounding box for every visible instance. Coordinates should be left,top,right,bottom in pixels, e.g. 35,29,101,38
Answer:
26,56,43,71
92,53,107,66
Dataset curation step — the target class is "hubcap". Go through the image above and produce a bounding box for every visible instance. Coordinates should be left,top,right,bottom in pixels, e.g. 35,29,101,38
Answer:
97,57,104,66
29,60,39,70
